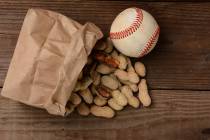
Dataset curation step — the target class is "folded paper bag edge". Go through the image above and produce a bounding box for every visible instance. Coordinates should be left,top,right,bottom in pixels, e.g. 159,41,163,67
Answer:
1,8,103,116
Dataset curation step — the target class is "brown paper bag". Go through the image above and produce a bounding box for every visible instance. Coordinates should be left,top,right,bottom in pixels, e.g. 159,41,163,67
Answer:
1,8,103,116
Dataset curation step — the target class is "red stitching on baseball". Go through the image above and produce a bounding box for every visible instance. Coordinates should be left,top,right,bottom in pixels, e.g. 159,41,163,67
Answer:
110,8,143,39
139,26,160,57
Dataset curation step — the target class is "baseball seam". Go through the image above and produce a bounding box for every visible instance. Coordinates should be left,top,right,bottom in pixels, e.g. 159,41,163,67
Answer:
139,26,160,57
110,8,143,39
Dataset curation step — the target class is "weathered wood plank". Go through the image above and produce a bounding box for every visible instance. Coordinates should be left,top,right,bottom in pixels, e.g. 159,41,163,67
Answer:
0,0,210,5
0,2,210,90
0,89,210,140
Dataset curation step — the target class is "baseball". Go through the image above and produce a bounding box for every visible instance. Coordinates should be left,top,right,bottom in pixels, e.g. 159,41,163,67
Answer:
110,7,160,58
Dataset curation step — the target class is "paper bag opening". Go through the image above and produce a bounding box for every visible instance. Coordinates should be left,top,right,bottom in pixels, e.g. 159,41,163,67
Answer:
1,8,103,116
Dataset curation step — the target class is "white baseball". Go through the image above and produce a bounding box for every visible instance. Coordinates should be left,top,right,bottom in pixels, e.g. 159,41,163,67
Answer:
110,7,160,58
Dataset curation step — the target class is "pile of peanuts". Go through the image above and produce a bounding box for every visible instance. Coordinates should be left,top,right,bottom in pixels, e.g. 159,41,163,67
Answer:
66,38,151,118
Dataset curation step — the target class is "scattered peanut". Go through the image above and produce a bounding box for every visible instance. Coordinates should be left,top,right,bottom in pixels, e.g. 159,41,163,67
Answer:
121,86,140,108
81,77,93,90
129,83,139,92
74,77,93,92
96,64,115,74
118,79,138,92
91,85,110,100
134,62,146,77
79,88,93,104
69,93,81,105
111,90,128,106
70,37,151,118
90,105,115,118
108,98,123,110
108,74,122,88
90,85,98,95
108,74,121,88
92,72,101,86
111,50,119,60
125,58,140,83
127,57,135,72
114,69,139,84
96,85,111,99
118,81,122,88
127,71,140,84
118,54,127,70
138,79,151,107
94,96,107,106
77,102,90,116
93,51,119,68
114,69,129,81
109,73,118,81
101,75,119,90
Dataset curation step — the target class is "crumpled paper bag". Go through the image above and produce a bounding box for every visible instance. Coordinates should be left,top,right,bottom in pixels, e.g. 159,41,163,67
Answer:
1,8,103,116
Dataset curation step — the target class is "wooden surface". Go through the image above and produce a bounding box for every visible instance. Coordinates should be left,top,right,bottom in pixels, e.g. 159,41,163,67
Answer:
1,1,210,140
1,89,210,140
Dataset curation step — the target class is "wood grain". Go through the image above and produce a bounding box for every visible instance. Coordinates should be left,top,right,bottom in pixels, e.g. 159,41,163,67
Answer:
1,1,210,140
1,2,210,90
0,0,210,4
0,88,210,140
